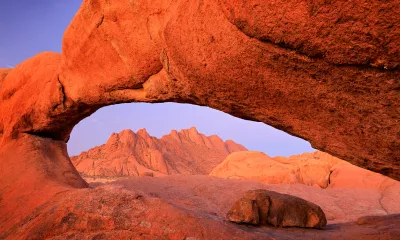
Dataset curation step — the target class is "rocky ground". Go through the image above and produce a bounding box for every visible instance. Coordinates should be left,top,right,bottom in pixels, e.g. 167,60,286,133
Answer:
4,175,398,239
67,129,400,239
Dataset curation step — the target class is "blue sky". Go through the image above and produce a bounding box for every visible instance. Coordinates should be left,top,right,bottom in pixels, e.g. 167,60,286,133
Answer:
0,1,314,156
0,1,82,68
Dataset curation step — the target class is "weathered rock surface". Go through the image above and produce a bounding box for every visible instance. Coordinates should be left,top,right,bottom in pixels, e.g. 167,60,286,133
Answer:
99,175,400,225
156,0,400,179
1,185,264,240
327,162,400,216
211,151,345,187
0,0,399,238
71,127,246,177
0,68,10,83
211,150,400,206
210,151,400,223
2,175,400,239
0,0,397,180
0,135,87,232
227,189,327,228
227,196,260,225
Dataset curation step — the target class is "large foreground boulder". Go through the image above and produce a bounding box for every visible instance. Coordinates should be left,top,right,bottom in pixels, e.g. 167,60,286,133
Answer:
227,189,327,229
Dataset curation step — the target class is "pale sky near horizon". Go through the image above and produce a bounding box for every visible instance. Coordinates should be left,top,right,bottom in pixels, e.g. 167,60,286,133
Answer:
0,1,314,157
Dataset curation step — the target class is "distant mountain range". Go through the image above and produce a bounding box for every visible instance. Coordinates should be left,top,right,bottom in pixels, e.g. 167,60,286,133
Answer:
71,127,247,177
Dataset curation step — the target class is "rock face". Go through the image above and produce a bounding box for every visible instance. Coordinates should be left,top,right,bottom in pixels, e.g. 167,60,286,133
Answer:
152,0,400,179
0,68,9,83
0,0,399,239
211,151,400,193
227,189,327,229
71,127,246,177
227,196,260,225
211,150,400,220
211,151,344,187
0,0,397,181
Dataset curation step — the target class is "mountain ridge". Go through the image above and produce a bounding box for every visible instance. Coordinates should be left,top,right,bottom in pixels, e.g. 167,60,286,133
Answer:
71,127,247,177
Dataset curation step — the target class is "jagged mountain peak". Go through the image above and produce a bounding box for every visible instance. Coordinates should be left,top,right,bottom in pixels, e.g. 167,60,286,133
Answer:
71,128,247,177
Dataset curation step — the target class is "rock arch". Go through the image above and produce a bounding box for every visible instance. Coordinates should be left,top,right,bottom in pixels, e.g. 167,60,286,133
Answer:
0,0,399,233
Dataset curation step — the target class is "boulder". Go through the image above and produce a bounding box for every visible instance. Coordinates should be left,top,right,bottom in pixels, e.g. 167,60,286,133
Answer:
226,198,260,225
227,189,327,229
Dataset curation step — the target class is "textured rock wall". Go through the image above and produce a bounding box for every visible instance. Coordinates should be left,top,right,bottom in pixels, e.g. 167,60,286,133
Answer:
1,0,398,181
0,0,398,218
0,1,399,238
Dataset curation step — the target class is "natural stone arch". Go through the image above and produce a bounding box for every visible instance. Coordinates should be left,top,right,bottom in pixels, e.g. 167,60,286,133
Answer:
0,0,399,237
1,0,398,183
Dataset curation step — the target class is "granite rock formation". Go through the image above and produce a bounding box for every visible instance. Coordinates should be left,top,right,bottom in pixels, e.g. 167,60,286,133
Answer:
227,189,327,228
211,151,344,187
2,175,400,239
0,0,397,181
71,127,246,177
211,151,400,199
0,0,399,238
211,150,400,221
